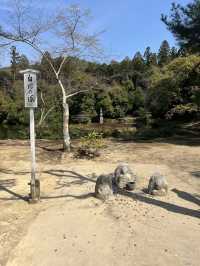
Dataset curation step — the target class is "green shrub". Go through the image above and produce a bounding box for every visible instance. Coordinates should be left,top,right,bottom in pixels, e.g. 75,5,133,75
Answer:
137,107,153,127
75,131,105,159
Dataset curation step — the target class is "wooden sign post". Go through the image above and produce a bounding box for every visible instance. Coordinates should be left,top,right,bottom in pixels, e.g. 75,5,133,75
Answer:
20,69,40,203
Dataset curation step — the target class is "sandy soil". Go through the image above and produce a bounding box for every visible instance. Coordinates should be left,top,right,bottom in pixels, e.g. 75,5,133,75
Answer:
0,138,200,266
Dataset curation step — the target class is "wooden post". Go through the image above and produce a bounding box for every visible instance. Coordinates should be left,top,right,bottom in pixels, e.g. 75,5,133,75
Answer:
30,108,36,201
20,69,40,203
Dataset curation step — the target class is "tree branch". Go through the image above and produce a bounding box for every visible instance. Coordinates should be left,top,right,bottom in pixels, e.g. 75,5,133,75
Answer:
66,89,88,99
57,56,67,76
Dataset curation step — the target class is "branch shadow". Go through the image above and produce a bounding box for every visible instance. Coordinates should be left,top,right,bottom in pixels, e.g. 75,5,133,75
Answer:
0,179,28,202
44,169,96,189
190,171,200,178
0,179,16,188
0,192,94,202
119,190,200,219
0,169,96,202
41,192,95,200
0,169,29,175
172,189,200,206
37,145,63,152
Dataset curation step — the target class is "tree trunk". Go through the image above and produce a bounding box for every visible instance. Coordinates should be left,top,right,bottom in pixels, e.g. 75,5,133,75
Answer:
63,102,71,152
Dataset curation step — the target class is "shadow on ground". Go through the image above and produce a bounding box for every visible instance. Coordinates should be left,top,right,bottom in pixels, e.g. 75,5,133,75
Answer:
44,169,96,189
172,188,200,206
0,168,199,219
0,178,28,202
0,169,96,202
119,190,200,219
190,171,200,178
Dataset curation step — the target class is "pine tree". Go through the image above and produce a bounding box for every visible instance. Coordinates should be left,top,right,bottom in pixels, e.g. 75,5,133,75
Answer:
144,47,158,66
149,53,158,66
40,52,54,83
10,46,20,82
132,52,145,71
158,40,170,66
17,55,29,69
144,47,151,66
131,52,146,89
162,0,200,53
170,47,178,60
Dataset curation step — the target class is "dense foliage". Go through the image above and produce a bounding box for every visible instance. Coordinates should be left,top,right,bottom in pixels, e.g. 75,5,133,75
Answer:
0,0,200,139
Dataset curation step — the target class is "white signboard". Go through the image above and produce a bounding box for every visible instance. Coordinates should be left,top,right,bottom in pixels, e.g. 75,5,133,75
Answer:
20,69,40,202
24,72,37,108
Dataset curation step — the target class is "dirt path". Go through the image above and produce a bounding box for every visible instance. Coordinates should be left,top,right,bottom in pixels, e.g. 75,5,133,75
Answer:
0,139,200,266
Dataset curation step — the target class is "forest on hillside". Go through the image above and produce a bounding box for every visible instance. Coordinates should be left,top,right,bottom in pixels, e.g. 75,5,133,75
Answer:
0,0,200,139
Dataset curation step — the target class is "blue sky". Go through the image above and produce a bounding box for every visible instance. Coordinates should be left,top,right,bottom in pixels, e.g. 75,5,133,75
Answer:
0,0,191,65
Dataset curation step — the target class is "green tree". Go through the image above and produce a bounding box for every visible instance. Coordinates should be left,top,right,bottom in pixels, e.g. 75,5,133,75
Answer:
39,52,55,84
131,52,146,89
146,78,180,117
109,85,129,118
80,92,97,119
158,40,171,66
149,53,158,66
170,47,178,60
144,47,151,66
132,52,145,71
162,0,200,53
17,54,29,69
131,87,145,111
144,47,158,66
96,87,114,118
10,46,20,82
147,55,200,118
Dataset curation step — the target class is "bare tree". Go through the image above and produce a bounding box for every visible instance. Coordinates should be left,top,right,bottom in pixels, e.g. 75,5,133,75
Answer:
37,92,54,128
0,0,102,151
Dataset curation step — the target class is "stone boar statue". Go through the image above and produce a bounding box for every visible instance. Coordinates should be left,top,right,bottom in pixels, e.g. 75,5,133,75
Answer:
95,174,114,201
148,173,168,196
114,163,137,190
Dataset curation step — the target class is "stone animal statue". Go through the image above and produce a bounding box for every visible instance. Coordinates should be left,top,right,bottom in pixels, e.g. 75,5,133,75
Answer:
114,163,137,190
95,174,114,201
148,173,168,196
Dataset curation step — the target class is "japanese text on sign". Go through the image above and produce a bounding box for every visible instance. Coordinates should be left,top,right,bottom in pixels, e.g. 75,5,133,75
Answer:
24,73,38,108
